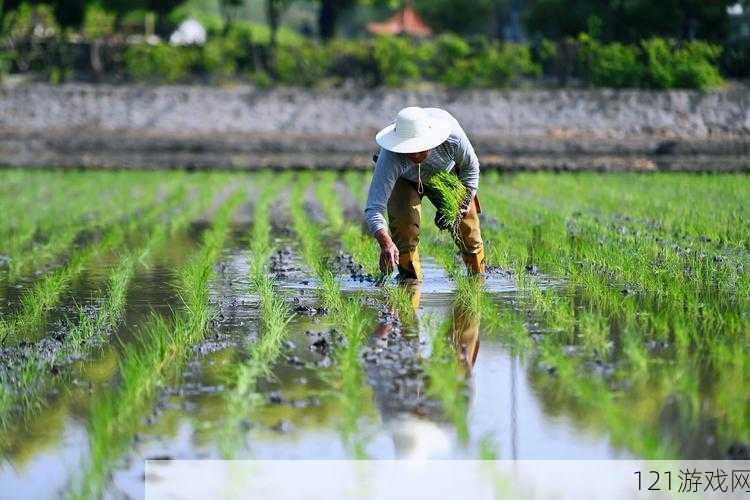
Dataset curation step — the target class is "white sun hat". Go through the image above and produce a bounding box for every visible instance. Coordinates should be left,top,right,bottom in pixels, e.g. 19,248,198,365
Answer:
376,107,452,153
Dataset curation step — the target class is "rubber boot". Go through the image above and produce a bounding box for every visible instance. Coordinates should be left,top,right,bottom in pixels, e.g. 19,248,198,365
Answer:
397,249,423,281
462,248,486,275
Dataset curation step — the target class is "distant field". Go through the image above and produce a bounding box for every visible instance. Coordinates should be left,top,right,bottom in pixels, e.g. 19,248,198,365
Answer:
0,169,748,497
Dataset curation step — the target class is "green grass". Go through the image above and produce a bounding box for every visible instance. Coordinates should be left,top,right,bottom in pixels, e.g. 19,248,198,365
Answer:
70,187,243,499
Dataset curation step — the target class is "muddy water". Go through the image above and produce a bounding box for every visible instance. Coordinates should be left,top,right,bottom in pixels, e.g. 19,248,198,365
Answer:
1,229,634,499
0,229,200,499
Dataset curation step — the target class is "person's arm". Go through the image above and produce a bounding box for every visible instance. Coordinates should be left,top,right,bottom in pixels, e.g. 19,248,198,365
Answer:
453,126,480,214
365,149,400,273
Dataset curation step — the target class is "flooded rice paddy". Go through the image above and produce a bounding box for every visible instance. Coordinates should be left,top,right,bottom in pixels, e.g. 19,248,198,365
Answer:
0,170,748,498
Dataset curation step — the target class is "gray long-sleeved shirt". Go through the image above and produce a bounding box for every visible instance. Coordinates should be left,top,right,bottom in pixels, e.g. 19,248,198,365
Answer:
364,108,480,235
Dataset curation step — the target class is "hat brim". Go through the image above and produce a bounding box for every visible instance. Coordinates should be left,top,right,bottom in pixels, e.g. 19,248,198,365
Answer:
375,119,452,153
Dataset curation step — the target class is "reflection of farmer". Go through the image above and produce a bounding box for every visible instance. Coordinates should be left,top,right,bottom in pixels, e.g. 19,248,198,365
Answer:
451,304,480,371
401,282,480,372
365,107,485,280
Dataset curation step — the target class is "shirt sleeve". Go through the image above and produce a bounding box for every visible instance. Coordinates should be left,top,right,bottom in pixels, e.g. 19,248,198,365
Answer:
454,126,480,192
365,148,400,235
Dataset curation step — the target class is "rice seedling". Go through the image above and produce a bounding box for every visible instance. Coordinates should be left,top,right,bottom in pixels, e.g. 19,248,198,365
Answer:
70,190,243,499
219,174,296,457
477,172,750,458
0,184,188,346
0,179,221,430
2,172,176,283
423,170,470,238
290,172,378,457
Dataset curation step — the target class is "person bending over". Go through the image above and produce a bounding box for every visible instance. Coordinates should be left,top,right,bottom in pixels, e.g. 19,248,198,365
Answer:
365,106,485,280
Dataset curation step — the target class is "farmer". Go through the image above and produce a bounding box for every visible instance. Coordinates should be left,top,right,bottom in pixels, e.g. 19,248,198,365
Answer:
365,106,485,280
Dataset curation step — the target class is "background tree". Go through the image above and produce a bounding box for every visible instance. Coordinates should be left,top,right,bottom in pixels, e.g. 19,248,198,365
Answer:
316,0,355,39
524,0,736,43
414,0,494,36
266,0,293,70
82,2,115,78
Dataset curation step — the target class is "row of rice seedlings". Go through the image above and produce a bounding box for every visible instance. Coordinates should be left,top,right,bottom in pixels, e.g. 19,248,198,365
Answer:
0,179,221,431
4,173,179,284
483,172,749,327
0,170,81,236
472,183,671,458
469,191,671,455
478,173,749,456
315,172,414,320
70,189,244,500
415,204,492,443
483,172,750,353
219,175,295,458
0,183,189,346
290,172,377,458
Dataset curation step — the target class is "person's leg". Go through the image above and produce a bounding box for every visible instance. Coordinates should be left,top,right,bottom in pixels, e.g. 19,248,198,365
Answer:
387,178,423,280
457,196,485,274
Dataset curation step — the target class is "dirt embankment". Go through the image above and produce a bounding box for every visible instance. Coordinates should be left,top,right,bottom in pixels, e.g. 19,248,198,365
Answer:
1,83,749,171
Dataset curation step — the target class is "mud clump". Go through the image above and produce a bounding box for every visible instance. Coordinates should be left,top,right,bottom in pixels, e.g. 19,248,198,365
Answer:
292,301,325,315
269,246,301,277
333,251,377,283
307,328,343,357
305,328,345,368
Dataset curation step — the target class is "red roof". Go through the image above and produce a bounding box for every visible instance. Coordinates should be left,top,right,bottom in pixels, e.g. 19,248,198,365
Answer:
367,6,433,38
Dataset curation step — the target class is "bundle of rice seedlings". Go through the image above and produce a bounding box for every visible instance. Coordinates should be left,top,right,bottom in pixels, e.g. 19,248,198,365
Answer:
424,170,471,239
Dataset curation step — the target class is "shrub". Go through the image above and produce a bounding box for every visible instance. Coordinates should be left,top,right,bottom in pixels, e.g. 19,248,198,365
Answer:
641,37,675,88
124,44,197,83
373,36,420,86
578,33,643,88
273,41,328,86
200,37,240,79
641,38,724,90
1,2,58,41
426,33,472,80
325,39,378,86
83,4,116,40
440,41,540,88
673,41,724,90
481,43,541,86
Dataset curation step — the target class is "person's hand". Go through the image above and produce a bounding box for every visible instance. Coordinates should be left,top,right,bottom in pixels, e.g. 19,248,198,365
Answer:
374,228,399,274
379,242,399,274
